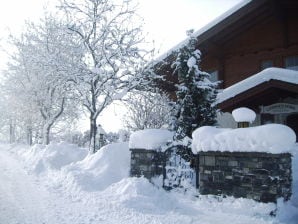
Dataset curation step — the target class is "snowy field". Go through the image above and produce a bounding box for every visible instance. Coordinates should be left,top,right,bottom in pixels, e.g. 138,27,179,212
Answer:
0,142,297,224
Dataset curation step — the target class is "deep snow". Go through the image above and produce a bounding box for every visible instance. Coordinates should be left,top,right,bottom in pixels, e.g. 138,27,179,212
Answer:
0,142,297,224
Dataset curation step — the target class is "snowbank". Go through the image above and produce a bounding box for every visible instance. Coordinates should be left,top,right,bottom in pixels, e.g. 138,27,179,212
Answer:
192,124,296,154
129,129,173,150
60,142,130,192
19,142,88,173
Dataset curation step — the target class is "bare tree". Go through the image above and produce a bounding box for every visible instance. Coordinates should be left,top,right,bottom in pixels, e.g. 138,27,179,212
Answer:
123,90,172,131
59,0,154,152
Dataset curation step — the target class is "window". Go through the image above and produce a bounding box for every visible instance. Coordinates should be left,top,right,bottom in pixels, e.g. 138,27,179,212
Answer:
261,60,273,70
285,55,298,71
208,70,218,82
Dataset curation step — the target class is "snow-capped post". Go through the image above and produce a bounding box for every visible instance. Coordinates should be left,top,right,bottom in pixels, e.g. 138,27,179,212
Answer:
232,107,256,128
96,124,106,151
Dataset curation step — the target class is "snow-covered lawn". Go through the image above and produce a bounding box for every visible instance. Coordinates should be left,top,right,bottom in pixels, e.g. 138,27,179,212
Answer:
0,142,297,224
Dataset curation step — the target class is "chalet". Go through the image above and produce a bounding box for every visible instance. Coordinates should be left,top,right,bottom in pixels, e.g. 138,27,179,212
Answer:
154,0,298,139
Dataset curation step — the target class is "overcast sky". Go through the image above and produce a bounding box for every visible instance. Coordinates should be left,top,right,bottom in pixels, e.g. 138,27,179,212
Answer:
0,0,243,66
0,0,244,132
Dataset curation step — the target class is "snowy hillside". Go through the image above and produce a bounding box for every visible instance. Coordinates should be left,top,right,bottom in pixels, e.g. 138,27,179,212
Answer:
0,142,297,224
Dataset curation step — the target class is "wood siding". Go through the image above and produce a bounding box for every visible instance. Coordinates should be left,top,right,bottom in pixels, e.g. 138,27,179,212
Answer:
201,9,298,88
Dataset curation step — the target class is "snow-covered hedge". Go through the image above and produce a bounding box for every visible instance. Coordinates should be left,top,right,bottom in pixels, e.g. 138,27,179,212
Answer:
192,124,296,154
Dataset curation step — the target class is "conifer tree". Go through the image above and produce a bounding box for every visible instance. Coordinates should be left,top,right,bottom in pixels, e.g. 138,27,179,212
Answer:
171,30,218,140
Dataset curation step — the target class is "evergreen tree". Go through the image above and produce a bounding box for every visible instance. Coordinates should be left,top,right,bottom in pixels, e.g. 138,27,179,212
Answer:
171,30,218,139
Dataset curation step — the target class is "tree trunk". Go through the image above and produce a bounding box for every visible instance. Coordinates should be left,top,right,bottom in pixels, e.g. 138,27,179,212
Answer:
89,114,97,153
26,126,33,145
42,124,51,145
9,119,16,144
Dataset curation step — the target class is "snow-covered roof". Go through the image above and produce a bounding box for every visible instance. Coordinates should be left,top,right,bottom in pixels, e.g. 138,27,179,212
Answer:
191,124,297,154
154,0,251,65
217,67,298,104
129,129,173,150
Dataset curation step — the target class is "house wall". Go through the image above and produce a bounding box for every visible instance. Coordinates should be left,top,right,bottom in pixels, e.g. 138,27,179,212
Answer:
201,13,298,88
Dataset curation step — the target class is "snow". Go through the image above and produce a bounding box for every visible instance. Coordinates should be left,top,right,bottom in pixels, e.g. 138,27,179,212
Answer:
187,56,196,68
59,142,130,192
18,142,88,173
97,125,106,135
0,142,298,223
191,124,296,154
218,67,298,103
232,107,256,123
129,129,174,150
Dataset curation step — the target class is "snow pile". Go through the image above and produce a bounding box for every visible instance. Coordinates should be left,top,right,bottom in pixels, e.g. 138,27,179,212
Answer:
232,107,256,122
101,177,278,223
59,142,130,192
19,142,88,173
218,67,298,103
129,129,173,150
192,124,296,154
102,177,178,213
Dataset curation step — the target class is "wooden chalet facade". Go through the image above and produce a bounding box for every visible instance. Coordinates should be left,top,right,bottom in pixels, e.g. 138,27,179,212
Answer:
154,0,298,139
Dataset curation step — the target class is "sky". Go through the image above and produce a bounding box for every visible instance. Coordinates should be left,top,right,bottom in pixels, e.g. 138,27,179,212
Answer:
0,0,244,132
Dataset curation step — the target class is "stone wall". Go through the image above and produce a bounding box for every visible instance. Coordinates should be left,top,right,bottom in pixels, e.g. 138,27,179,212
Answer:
198,151,292,203
130,149,164,179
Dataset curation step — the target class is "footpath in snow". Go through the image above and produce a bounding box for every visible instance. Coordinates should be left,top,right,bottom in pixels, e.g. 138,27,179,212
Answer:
0,142,297,224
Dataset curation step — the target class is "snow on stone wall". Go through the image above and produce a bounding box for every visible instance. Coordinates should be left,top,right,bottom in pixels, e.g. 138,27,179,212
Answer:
192,124,297,154
129,129,174,150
